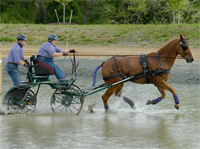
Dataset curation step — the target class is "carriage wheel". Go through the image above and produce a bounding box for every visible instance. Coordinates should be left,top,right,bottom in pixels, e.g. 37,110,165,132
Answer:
51,85,84,115
8,89,36,112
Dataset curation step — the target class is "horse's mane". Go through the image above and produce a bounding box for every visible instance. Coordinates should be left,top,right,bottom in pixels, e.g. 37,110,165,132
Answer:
157,37,180,53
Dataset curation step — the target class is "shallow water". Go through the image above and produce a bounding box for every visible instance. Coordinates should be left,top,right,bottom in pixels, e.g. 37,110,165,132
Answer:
0,76,199,149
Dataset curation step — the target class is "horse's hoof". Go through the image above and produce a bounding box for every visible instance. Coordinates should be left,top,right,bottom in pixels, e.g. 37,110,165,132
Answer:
174,104,179,110
146,100,152,105
131,103,134,108
105,109,109,112
132,106,136,110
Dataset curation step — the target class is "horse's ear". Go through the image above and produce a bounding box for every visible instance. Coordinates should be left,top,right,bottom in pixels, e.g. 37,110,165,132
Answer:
180,34,183,41
184,33,186,37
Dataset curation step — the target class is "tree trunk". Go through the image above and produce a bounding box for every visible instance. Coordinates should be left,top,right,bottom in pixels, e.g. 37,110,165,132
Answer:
38,2,47,23
63,0,65,23
83,9,86,25
173,10,175,24
178,11,180,24
169,12,171,24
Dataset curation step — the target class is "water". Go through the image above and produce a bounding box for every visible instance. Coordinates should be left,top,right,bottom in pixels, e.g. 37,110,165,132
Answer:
0,76,200,149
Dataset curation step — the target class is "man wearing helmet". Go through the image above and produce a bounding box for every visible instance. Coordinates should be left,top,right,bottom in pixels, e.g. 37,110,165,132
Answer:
5,34,29,86
36,34,75,83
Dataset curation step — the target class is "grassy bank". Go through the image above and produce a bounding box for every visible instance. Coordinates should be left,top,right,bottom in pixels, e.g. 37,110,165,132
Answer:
0,24,199,48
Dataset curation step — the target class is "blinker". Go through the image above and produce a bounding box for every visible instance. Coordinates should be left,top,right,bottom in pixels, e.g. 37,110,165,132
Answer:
180,40,188,51
182,44,188,50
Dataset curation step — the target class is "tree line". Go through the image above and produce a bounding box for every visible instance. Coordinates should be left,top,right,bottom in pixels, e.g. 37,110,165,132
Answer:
0,0,199,24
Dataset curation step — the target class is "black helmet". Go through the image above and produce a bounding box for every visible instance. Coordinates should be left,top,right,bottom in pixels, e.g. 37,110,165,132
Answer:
48,34,58,40
17,34,28,41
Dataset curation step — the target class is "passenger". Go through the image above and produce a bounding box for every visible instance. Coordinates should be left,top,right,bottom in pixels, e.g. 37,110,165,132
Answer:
5,34,29,86
36,34,75,83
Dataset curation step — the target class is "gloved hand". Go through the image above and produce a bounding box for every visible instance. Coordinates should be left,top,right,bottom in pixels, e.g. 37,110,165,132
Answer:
63,52,68,56
24,59,29,65
69,49,76,53
23,62,29,67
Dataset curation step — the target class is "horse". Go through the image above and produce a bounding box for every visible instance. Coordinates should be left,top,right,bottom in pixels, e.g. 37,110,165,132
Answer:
93,34,194,111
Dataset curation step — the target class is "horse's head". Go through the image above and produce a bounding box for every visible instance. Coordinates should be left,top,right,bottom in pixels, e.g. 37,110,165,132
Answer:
177,34,194,63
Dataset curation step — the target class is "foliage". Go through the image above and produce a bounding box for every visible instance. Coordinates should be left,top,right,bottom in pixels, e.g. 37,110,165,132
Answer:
55,0,72,5
0,0,199,24
0,0,38,23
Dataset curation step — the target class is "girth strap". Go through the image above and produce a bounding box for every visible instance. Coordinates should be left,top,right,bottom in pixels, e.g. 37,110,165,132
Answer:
152,69,170,76
139,54,149,83
152,53,170,76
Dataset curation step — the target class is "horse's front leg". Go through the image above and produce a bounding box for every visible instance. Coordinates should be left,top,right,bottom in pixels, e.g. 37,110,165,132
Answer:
147,81,180,110
146,86,165,105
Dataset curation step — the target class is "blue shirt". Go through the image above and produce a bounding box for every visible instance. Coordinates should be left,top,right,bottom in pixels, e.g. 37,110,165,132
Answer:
6,43,24,65
37,41,62,59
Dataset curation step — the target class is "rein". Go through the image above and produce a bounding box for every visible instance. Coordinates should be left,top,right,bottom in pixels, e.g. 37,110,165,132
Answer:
69,52,79,74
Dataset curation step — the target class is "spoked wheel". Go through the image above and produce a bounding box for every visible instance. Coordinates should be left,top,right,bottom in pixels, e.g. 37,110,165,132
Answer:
8,89,37,112
51,85,84,115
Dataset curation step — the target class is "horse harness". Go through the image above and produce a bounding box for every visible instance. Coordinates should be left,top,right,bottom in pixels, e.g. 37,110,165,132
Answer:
178,39,191,59
103,54,170,84
103,56,127,81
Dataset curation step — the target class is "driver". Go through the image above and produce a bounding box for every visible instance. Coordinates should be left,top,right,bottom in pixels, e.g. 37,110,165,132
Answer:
36,34,75,83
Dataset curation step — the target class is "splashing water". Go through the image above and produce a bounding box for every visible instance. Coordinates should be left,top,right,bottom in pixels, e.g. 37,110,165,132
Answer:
110,96,123,112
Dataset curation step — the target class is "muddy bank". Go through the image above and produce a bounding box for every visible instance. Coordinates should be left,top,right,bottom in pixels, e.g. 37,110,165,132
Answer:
1,57,199,84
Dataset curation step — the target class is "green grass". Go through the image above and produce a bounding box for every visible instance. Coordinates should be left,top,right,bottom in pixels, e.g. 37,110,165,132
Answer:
0,24,199,48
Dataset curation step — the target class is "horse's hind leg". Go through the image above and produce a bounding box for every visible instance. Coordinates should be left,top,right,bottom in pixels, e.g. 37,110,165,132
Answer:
114,83,135,108
102,84,121,111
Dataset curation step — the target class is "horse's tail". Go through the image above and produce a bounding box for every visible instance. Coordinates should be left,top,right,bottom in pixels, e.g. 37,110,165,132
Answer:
92,62,104,87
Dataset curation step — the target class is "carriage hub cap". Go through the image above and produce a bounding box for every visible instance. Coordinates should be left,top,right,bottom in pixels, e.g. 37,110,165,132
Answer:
61,96,72,107
18,101,26,109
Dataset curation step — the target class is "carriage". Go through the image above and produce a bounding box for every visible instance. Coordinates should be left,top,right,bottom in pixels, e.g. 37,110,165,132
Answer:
2,54,123,115
2,54,85,115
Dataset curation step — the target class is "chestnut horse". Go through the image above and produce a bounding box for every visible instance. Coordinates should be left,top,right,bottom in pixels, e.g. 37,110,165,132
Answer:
94,34,194,111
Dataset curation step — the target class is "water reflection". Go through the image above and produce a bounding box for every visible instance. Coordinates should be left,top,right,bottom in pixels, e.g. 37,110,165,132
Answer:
0,76,200,149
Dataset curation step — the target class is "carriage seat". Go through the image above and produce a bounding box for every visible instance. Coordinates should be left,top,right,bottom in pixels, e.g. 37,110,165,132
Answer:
33,59,54,75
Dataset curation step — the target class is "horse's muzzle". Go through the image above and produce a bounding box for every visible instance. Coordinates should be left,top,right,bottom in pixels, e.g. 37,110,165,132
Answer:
186,57,194,63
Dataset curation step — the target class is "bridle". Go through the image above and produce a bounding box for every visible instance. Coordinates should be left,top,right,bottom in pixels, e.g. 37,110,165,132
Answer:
177,39,191,59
